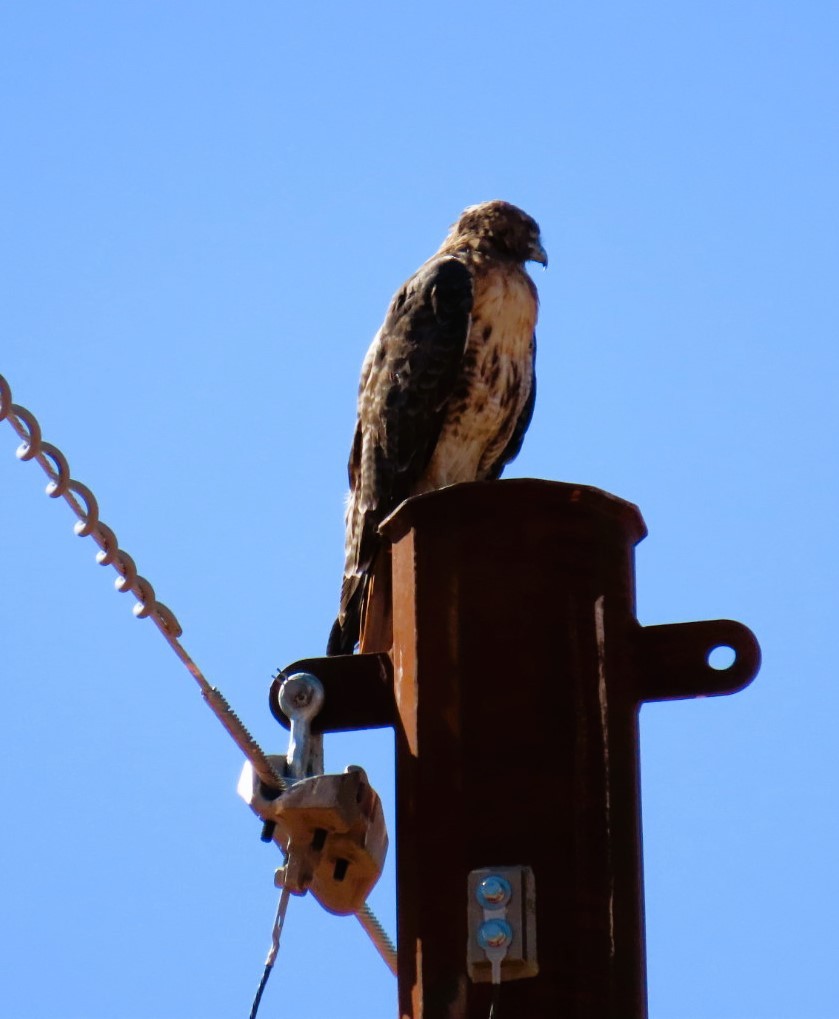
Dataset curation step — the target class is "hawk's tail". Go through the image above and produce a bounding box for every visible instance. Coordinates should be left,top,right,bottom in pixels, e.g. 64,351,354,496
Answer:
326,547,392,656
326,617,352,656
326,580,364,656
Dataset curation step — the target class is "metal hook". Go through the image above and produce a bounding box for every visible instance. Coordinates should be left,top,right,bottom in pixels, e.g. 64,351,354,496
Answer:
278,673,325,779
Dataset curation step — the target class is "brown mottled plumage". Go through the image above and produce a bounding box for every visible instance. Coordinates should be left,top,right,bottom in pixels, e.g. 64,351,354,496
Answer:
327,200,546,656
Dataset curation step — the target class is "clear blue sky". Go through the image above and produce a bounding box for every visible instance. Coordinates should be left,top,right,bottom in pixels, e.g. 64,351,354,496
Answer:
2,4,837,1018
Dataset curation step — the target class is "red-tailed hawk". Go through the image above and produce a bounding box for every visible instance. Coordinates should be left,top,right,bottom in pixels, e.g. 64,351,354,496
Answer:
327,200,546,656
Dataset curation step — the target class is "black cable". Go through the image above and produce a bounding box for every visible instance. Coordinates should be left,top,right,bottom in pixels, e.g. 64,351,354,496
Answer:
488,982,501,1019
249,962,273,1019
248,885,290,1019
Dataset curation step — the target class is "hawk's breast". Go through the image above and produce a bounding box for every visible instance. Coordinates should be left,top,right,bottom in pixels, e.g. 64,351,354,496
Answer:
416,265,537,492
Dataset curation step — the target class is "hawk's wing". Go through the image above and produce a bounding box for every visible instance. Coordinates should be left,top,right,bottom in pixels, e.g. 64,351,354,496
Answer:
328,255,473,655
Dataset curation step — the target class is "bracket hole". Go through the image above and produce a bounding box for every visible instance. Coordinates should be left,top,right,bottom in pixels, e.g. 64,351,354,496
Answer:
707,644,736,671
333,858,349,882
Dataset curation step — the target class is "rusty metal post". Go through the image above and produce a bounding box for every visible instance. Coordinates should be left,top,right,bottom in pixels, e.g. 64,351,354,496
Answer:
278,478,759,1018
378,479,759,1019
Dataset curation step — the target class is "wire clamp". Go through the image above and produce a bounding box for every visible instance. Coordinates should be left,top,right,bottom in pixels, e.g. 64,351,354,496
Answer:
237,672,389,916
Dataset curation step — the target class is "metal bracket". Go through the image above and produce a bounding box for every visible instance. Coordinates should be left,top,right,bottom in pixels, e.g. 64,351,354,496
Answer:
238,672,389,916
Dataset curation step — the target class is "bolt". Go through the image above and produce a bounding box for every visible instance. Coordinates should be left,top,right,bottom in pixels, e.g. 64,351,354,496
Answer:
279,672,324,719
477,919,513,951
476,874,512,908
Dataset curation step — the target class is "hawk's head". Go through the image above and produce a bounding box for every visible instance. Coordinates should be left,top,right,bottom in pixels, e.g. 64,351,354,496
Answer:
446,200,548,268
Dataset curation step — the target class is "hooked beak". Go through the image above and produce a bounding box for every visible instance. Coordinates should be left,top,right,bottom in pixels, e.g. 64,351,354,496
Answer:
528,240,548,268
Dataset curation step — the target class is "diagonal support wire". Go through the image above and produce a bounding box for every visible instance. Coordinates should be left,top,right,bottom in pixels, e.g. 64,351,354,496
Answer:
0,372,398,974
357,901,398,975
0,373,283,788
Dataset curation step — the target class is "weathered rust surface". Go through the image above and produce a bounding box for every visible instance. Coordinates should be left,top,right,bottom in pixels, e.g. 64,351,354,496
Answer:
379,478,759,1019
278,478,760,1018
